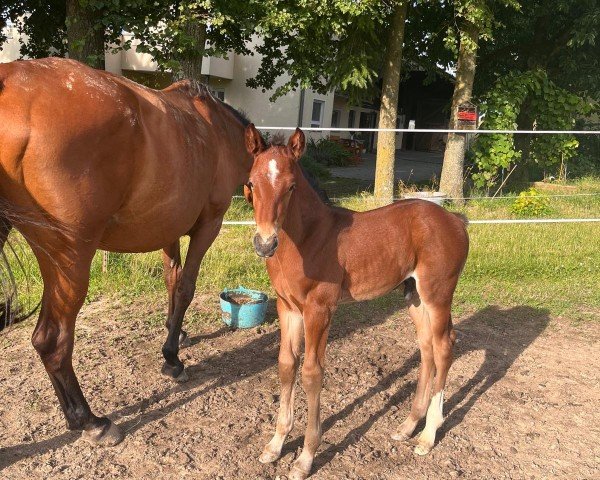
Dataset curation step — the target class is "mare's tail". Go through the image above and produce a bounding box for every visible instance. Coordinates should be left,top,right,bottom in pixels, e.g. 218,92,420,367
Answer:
0,223,40,332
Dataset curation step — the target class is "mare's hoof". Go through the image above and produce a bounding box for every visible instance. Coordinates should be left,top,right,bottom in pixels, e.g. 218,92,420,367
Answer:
161,361,187,382
179,330,191,348
173,368,189,383
81,420,124,446
259,449,280,464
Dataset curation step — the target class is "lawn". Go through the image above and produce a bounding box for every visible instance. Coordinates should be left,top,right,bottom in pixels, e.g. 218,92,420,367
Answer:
4,177,599,323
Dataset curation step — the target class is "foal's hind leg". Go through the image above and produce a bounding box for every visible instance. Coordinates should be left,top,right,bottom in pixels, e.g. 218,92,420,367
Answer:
161,219,222,381
32,244,123,446
259,298,303,464
411,297,455,456
162,240,189,347
392,287,435,441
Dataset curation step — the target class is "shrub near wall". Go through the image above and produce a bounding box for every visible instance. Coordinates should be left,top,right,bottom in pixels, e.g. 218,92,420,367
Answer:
305,138,352,167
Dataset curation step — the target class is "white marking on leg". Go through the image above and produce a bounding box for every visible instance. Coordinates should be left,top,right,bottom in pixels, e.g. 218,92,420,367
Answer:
414,389,444,456
267,159,279,186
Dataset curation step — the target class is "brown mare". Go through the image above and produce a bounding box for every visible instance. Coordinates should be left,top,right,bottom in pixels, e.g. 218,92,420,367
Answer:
0,58,253,445
244,125,469,479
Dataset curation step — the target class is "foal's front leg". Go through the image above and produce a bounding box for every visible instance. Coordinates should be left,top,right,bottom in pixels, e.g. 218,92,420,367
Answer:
289,300,334,480
259,298,303,463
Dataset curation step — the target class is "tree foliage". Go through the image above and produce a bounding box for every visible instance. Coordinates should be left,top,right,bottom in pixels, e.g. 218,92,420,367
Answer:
1,1,258,75
472,70,589,188
475,0,600,100
248,0,392,102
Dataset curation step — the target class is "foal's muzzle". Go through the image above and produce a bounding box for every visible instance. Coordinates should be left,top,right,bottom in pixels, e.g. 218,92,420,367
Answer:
253,233,279,258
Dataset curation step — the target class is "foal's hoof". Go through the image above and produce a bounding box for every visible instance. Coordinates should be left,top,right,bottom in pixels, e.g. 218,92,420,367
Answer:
414,442,433,456
179,330,191,348
161,361,188,382
411,434,434,456
81,420,124,446
391,431,410,441
258,449,280,464
289,465,311,480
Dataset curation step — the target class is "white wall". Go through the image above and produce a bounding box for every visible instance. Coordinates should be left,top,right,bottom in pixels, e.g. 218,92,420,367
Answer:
0,25,23,63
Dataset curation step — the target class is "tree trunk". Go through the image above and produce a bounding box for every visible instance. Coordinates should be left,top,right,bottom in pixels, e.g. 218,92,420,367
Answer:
439,21,480,203
374,1,408,204
66,0,105,68
174,4,208,81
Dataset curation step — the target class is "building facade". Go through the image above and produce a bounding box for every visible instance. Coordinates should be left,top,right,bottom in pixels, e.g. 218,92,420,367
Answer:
1,27,380,145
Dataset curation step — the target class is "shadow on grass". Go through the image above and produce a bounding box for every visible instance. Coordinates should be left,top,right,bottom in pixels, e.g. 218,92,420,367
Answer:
0,302,549,474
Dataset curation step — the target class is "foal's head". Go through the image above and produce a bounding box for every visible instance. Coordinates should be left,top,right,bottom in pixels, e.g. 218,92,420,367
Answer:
244,124,306,257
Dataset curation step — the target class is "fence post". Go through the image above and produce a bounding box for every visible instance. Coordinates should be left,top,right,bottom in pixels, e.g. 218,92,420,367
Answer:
102,251,109,273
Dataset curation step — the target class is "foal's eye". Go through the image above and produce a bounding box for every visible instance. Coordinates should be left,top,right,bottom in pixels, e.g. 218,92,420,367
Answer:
289,184,296,192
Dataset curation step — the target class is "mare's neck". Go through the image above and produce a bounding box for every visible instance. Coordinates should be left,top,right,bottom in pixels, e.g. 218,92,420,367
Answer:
280,166,332,244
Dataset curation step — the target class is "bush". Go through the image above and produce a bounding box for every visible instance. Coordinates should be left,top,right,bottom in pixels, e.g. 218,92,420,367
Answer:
568,129,600,179
300,156,331,180
511,188,553,217
305,138,351,167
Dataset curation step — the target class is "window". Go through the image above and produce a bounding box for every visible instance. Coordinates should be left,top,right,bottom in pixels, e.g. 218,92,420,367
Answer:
311,100,325,127
348,110,356,128
331,109,341,128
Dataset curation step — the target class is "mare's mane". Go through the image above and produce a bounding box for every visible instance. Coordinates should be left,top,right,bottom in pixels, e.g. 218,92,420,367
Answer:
172,78,250,127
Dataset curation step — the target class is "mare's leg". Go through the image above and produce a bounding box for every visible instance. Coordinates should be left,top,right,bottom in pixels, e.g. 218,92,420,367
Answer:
289,300,334,480
391,285,435,441
161,218,222,381
32,244,123,445
259,298,303,463
410,277,456,456
162,240,189,346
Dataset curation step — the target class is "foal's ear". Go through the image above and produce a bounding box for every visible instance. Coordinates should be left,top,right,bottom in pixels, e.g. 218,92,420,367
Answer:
245,123,267,156
288,128,306,160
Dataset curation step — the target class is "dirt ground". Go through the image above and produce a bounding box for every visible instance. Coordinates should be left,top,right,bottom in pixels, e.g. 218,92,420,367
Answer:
0,295,598,479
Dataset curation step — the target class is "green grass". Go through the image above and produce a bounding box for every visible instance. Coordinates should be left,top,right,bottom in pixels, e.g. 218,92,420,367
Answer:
5,177,599,322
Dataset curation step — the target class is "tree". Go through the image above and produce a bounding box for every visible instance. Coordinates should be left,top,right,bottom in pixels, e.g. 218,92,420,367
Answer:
374,2,408,203
438,0,519,201
1,1,257,78
248,1,412,204
470,0,599,187
65,0,105,68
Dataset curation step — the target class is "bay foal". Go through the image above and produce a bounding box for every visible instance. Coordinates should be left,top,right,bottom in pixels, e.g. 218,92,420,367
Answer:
244,125,469,479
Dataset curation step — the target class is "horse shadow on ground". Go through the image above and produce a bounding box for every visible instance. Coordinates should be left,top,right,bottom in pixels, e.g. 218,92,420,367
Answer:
0,301,550,473
306,304,550,475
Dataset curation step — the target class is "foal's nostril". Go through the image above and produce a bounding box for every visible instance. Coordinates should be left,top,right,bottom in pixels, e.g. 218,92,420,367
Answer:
253,233,279,257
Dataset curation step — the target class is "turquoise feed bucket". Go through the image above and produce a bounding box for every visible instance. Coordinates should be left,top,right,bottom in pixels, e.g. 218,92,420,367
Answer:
219,286,268,329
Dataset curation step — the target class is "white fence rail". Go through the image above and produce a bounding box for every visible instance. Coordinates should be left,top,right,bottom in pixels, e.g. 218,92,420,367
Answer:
257,126,600,135
222,219,600,226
